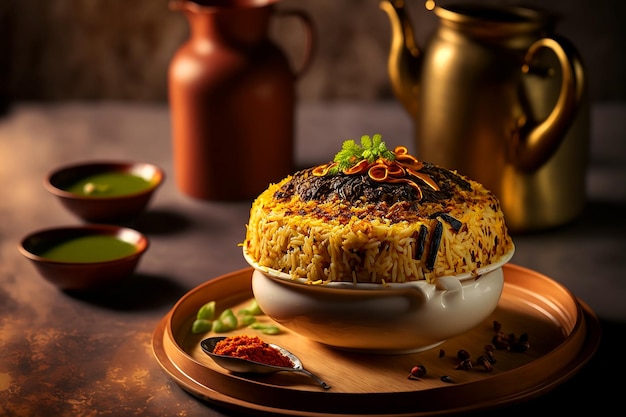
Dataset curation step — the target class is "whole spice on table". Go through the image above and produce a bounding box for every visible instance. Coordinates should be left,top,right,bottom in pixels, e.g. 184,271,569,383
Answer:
492,329,530,352
213,335,293,368
477,355,494,372
456,349,470,360
407,364,427,380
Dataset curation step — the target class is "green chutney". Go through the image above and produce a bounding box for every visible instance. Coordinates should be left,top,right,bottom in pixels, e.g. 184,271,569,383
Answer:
65,172,153,196
40,235,138,263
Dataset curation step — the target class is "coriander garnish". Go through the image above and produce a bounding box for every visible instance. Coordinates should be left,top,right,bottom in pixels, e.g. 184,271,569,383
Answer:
331,134,395,174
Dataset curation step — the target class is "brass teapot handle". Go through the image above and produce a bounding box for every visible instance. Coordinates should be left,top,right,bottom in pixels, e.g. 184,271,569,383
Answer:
511,36,585,172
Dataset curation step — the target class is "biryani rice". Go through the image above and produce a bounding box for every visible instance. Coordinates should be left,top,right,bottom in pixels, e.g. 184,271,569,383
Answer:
244,175,512,284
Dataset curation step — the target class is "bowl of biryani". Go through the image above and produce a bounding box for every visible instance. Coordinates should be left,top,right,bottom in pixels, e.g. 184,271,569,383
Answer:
243,136,515,353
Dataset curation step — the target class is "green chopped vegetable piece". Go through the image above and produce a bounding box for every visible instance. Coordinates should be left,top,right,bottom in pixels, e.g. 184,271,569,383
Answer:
260,326,280,335
221,316,237,330
211,320,229,333
215,309,238,332
219,308,235,320
191,319,212,334
239,315,257,326
197,301,216,320
250,323,280,335
237,300,263,319
246,299,264,315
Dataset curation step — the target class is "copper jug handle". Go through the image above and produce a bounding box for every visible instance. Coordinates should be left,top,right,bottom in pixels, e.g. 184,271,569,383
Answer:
511,36,585,172
275,9,316,79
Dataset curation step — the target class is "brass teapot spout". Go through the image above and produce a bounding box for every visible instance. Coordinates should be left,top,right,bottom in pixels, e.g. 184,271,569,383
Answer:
379,0,421,120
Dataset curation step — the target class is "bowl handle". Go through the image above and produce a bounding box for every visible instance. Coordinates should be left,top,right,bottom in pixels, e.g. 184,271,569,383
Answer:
400,276,463,307
434,276,464,307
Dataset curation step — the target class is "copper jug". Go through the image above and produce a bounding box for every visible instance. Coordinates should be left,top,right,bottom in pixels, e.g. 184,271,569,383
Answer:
380,1,588,232
168,0,314,200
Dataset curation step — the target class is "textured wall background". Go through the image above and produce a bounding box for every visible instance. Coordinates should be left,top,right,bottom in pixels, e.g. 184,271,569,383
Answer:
1,0,624,103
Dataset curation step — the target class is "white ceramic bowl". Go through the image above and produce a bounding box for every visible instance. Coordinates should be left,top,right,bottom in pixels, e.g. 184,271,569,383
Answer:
245,246,514,354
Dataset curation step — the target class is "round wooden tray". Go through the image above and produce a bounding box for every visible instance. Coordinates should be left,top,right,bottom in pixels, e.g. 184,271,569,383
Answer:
151,264,601,416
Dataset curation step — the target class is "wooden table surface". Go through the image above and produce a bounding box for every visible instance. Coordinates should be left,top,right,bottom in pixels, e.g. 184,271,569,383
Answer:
0,101,624,416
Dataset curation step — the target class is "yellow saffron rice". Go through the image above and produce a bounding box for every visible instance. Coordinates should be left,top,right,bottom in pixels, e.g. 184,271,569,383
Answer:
244,152,513,285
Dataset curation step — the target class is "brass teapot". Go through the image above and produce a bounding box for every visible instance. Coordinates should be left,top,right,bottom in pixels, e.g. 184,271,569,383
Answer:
380,1,588,232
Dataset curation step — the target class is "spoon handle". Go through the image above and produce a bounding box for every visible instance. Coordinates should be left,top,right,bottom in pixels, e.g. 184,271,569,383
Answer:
296,368,331,390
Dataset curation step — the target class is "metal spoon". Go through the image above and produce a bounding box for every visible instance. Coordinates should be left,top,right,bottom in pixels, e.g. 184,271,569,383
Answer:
200,336,331,390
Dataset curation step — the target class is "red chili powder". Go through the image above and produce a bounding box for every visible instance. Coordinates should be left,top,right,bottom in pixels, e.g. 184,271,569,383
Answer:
213,335,293,368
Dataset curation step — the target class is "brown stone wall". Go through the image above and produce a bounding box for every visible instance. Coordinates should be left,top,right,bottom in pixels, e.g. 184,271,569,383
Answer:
1,0,624,103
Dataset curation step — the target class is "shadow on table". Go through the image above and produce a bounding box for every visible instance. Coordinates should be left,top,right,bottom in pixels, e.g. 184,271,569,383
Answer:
114,208,194,235
575,199,626,233
64,272,190,311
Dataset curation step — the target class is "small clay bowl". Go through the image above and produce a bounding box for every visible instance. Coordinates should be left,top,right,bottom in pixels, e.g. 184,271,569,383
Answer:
19,224,149,291
45,161,164,222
